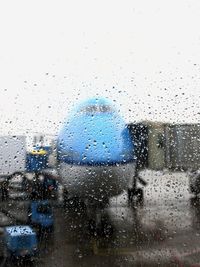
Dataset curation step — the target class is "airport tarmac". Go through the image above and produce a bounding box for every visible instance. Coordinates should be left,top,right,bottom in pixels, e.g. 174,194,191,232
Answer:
1,170,200,267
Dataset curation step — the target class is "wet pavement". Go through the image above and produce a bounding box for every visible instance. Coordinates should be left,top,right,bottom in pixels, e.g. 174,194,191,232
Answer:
1,170,200,266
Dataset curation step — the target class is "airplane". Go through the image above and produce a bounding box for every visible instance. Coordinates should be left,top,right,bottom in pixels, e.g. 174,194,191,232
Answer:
56,97,145,232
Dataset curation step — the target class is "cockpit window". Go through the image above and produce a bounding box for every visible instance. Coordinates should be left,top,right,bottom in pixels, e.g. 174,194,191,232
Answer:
79,105,113,114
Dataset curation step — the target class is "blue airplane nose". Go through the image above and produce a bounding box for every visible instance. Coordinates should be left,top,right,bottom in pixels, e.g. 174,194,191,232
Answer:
57,98,135,166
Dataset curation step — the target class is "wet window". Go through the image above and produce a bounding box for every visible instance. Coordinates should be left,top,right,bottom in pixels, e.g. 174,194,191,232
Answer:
1,1,200,266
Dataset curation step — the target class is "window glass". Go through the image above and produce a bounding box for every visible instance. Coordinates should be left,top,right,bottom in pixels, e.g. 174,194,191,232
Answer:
1,1,200,266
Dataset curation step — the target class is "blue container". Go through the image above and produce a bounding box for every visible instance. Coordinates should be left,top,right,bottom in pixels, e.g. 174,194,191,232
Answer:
28,200,54,229
4,225,37,257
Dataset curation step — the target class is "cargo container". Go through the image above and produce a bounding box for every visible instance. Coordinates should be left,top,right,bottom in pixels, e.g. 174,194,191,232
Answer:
3,225,37,259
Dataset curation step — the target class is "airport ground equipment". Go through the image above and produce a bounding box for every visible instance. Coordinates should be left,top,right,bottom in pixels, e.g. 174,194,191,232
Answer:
26,147,49,172
28,200,54,230
0,136,26,201
127,170,146,205
28,169,59,200
3,225,37,259
26,146,59,200
42,174,58,199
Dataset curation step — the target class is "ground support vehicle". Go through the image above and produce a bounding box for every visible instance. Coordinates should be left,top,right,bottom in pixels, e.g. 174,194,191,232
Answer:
0,136,26,201
28,200,54,231
3,225,37,260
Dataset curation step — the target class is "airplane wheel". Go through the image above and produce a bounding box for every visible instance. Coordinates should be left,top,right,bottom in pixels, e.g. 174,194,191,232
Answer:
88,219,97,236
63,190,69,206
100,220,113,237
64,195,86,214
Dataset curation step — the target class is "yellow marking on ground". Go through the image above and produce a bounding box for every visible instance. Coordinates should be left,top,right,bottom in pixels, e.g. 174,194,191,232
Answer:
91,239,140,256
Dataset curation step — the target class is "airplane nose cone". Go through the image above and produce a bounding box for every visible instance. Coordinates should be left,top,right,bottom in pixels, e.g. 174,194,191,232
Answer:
57,100,135,165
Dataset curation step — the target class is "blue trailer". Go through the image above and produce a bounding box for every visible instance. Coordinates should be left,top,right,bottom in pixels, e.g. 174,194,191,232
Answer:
28,200,54,230
4,225,37,259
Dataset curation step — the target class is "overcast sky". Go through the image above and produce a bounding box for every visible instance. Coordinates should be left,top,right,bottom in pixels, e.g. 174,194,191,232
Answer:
0,0,200,137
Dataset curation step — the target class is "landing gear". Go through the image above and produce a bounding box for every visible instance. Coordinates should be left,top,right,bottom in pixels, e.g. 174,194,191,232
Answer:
128,187,144,206
99,217,113,237
66,197,86,212
86,201,113,237
63,190,113,237
88,212,113,237
128,173,147,206
63,190,86,213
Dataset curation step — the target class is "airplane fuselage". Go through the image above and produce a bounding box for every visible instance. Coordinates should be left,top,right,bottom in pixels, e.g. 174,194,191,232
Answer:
57,98,135,205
